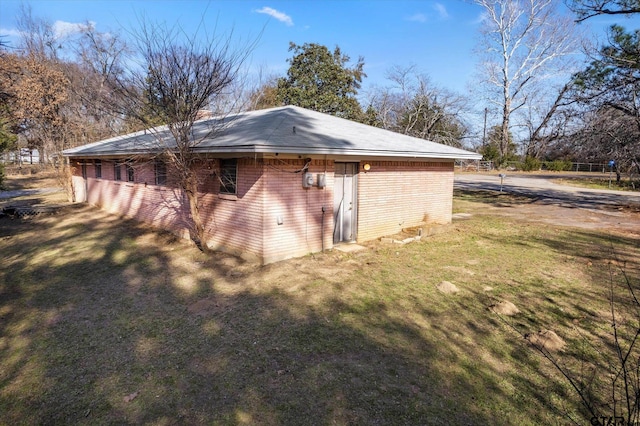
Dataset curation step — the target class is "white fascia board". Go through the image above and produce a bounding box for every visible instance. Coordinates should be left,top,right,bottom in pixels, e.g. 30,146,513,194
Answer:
190,144,481,160
64,150,162,158
66,143,482,161
248,145,481,160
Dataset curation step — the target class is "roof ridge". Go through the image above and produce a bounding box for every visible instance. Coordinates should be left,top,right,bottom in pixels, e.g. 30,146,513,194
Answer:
261,106,291,143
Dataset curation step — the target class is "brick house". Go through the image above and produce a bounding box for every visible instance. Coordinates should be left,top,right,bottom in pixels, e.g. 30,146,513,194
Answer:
63,105,481,264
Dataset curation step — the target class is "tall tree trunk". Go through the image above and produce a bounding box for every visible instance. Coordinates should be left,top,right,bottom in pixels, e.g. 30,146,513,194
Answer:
184,172,209,253
501,94,511,167
501,44,511,168
57,159,75,202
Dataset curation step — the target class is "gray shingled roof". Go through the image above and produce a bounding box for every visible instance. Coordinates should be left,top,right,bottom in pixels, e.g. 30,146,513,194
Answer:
63,105,482,160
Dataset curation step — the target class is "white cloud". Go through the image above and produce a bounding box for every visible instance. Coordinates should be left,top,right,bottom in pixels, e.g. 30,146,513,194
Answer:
0,27,22,37
52,20,95,39
433,3,449,19
0,21,95,44
255,7,293,26
406,13,427,23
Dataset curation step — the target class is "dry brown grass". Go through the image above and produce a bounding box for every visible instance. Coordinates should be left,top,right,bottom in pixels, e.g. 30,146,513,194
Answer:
3,165,61,190
1,175,639,424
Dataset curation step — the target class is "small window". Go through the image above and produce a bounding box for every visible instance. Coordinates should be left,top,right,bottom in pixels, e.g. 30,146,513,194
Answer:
95,159,102,178
126,162,134,182
114,162,122,181
219,159,237,194
81,163,87,179
154,160,167,185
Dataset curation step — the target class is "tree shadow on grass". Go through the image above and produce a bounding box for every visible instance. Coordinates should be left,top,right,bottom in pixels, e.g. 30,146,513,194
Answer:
0,205,586,425
454,185,640,211
473,223,640,422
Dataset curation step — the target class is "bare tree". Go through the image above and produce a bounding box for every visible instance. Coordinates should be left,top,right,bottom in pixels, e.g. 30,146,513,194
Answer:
104,20,256,250
568,107,640,184
474,0,579,165
72,23,130,137
523,82,581,159
246,73,281,111
15,3,59,60
365,88,398,131
567,0,640,22
366,65,469,147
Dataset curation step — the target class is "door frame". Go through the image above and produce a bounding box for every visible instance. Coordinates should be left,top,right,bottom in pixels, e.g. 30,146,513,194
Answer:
333,162,359,244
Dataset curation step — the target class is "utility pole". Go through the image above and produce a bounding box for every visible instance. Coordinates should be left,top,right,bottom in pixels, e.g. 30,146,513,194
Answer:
482,107,488,148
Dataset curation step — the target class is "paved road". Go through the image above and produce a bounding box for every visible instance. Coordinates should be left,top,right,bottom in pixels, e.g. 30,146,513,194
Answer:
454,174,640,209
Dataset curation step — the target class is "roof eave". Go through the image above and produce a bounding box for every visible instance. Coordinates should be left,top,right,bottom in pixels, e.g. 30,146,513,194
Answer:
209,145,483,160
62,149,162,158
65,144,482,160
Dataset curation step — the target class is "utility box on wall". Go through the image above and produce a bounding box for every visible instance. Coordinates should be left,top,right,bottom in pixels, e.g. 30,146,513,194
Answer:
302,172,314,188
317,173,326,188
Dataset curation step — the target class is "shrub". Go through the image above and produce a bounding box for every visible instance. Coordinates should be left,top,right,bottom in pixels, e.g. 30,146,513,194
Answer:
545,160,572,172
521,156,542,172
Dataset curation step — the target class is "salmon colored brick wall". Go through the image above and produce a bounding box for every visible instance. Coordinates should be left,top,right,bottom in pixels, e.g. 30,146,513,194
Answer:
70,157,454,263
72,160,190,236
260,159,334,264
356,160,454,242
198,158,265,260
70,157,334,263
71,158,266,260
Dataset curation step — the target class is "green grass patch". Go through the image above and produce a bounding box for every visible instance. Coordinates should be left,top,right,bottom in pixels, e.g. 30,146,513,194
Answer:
554,176,639,192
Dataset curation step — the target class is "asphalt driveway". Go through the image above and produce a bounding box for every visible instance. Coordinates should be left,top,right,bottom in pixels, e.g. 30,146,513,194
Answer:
454,173,640,209
454,173,640,234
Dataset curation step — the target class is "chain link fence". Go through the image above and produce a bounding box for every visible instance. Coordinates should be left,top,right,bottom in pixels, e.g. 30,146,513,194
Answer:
455,160,609,173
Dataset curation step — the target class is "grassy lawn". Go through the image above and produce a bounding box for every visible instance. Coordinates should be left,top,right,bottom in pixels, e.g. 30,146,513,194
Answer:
0,167,68,208
554,175,639,192
1,174,639,424
1,166,62,191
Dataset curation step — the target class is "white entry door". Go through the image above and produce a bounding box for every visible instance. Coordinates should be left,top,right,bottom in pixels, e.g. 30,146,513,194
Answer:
333,162,358,244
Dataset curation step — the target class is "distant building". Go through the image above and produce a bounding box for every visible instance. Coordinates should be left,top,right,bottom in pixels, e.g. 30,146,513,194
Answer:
2,148,40,165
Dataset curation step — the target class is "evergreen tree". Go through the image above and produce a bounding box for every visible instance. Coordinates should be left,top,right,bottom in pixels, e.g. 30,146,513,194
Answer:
276,42,365,121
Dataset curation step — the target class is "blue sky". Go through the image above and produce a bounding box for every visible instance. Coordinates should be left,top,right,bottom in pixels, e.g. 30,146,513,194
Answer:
0,1,637,100
0,1,512,93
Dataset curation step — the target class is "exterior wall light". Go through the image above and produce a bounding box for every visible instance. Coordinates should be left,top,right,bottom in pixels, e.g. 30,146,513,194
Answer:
363,163,371,171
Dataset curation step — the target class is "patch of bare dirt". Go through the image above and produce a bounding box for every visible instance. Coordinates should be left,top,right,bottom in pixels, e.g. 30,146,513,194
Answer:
525,330,566,352
489,300,520,316
437,281,460,294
